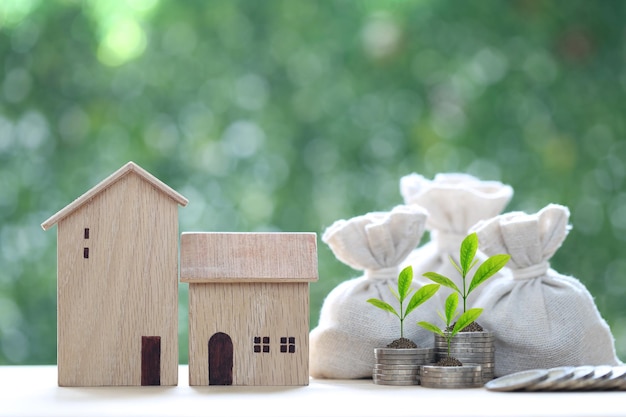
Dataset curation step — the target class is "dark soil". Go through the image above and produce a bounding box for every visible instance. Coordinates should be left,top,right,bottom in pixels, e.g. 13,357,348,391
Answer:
386,337,418,348
435,356,463,366
446,321,484,332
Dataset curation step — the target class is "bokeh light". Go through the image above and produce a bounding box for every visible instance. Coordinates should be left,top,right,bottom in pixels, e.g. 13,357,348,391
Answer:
0,0,625,365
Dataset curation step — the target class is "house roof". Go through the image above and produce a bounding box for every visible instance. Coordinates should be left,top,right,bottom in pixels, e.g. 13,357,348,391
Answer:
180,232,319,283
41,161,188,230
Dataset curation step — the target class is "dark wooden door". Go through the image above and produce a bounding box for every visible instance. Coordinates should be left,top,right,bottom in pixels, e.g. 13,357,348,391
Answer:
141,336,161,386
208,332,233,385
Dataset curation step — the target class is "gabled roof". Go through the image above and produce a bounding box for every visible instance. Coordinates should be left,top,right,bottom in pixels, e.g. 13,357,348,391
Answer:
180,232,319,283
41,161,188,231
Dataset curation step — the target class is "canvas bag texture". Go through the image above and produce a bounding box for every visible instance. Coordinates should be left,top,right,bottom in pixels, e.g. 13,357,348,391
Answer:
472,204,622,376
310,205,439,379
399,173,514,307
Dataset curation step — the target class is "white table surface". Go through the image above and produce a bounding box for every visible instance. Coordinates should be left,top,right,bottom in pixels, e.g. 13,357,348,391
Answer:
1,365,625,417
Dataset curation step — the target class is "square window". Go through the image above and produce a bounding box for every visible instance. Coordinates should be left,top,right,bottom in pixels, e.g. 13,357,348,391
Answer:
253,336,270,353
280,336,296,354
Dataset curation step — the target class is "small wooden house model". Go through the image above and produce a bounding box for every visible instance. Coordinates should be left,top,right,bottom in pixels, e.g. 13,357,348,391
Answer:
180,232,318,386
41,162,188,386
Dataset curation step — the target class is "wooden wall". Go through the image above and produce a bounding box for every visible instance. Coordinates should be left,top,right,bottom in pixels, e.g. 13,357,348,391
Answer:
56,173,179,386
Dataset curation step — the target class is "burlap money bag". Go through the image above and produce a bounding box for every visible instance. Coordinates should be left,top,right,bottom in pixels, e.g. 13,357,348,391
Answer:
472,204,622,376
399,173,513,306
310,205,437,379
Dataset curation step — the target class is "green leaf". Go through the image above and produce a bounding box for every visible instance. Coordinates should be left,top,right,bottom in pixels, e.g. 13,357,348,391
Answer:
460,233,478,276
451,308,483,336
366,299,399,318
388,285,400,302
467,254,511,295
417,321,445,337
423,272,460,294
404,284,440,317
444,292,459,327
449,255,463,276
397,265,413,301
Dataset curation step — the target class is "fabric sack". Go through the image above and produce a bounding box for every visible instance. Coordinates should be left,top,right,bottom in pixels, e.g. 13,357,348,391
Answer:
472,204,622,376
310,205,438,379
400,173,513,306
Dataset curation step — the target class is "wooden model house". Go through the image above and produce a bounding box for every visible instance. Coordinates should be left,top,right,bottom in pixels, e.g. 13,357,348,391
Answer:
180,232,318,386
41,162,188,387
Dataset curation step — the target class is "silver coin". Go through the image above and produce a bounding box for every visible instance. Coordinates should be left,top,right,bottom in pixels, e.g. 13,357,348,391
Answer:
485,369,549,392
524,366,575,391
374,363,421,371
373,369,419,376
595,366,626,390
435,341,495,349
436,347,496,353
373,379,419,386
376,358,424,365
376,351,435,356
372,376,418,385
436,331,494,338
422,374,481,381
421,380,483,388
376,351,434,356
545,365,596,391
421,375,480,382
566,365,613,390
373,374,418,382
422,368,482,376
375,355,435,362
375,348,434,355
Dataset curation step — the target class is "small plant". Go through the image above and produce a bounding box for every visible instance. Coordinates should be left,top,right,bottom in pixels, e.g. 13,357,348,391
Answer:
417,292,482,362
367,265,440,347
423,232,510,314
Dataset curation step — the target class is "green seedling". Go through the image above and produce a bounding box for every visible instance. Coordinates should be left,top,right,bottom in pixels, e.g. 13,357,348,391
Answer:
417,292,483,358
423,232,510,313
367,265,440,341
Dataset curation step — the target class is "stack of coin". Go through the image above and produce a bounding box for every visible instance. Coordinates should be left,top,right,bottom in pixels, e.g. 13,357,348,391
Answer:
434,331,495,382
372,348,435,386
420,364,483,388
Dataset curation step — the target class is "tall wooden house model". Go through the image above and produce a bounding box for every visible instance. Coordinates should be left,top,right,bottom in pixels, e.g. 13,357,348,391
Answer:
41,162,188,386
180,232,318,386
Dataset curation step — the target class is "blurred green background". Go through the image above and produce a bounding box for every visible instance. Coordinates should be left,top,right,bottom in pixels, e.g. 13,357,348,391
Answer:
1,0,625,365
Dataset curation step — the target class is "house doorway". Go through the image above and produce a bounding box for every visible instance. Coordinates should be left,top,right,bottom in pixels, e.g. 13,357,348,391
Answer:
208,332,233,385
141,336,161,386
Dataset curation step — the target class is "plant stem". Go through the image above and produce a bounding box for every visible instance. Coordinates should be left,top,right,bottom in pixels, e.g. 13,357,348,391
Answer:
462,271,467,313
400,298,404,338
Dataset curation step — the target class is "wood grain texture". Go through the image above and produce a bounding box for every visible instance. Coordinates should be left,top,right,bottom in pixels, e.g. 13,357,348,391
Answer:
182,232,318,386
180,232,318,283
41,161,188,231
188,282,311,386
55,172,181,386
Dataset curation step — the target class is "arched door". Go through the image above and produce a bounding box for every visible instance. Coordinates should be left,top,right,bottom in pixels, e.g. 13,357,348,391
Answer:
208,332,233,385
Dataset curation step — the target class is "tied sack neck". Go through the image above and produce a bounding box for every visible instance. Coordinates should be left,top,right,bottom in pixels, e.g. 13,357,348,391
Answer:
512,261,550,280
365,266,399,280
432,231,467,252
